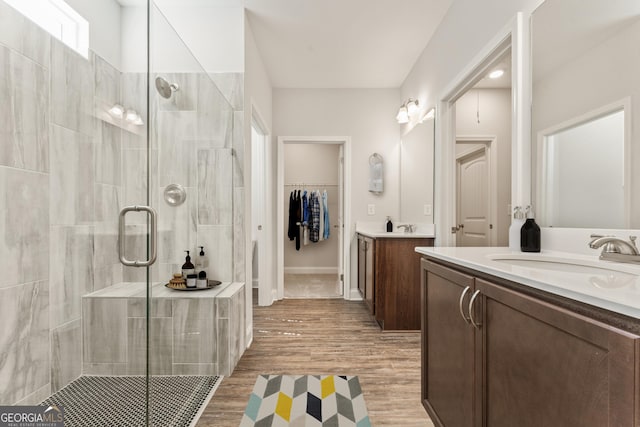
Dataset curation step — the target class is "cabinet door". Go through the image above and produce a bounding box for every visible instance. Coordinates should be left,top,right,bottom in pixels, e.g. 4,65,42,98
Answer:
476,278,640,427
421,260,476,427
357,237,366,298
364,237,375,314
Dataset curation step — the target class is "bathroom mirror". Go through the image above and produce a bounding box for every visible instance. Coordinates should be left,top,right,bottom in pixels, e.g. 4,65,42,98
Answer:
531,0,640,229
400,117,435,224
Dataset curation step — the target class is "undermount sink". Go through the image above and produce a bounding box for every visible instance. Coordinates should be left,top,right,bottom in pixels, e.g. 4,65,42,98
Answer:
486,253,639,289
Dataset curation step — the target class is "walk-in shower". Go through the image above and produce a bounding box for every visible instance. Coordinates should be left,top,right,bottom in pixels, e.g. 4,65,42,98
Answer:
155,76,180,99
0,0,245,425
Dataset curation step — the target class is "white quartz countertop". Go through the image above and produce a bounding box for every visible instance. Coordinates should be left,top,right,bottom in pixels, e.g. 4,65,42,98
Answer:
416,246,640,319
356,222,435,239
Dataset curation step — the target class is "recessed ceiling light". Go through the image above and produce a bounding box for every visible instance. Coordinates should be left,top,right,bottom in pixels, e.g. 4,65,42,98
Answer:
489,69,504,79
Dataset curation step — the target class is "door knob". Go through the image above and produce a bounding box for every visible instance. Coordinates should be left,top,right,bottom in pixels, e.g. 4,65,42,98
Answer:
257,225,263,230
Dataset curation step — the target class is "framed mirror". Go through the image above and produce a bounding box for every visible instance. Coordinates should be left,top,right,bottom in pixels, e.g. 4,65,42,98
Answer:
400,115,435,224
531,0,640,229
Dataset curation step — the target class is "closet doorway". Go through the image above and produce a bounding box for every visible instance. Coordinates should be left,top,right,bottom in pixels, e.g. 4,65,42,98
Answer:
276,136,351,300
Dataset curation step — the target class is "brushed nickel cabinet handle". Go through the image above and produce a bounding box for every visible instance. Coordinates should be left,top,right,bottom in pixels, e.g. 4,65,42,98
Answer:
458,286,471,325
469,290,482,329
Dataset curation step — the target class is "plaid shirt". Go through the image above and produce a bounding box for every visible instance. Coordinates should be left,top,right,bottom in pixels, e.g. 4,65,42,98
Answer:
310,191,321,242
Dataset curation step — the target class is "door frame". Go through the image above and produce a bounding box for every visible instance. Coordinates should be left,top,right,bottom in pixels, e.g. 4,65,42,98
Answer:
455,136,497,246
276,136,352,301
435,13,530,247
250,104,275,308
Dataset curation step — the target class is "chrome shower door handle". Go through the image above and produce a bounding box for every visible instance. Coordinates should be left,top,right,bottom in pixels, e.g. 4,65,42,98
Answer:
118,205,158,267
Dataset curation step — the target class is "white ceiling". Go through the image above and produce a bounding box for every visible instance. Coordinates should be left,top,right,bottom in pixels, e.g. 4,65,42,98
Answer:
244,0,453,88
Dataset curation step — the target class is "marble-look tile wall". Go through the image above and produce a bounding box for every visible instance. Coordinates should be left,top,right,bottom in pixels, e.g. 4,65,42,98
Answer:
82,283,245,377
0,0,245,405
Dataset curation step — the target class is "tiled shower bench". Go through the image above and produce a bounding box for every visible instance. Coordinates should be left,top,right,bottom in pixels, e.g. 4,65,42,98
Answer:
82,281,245,377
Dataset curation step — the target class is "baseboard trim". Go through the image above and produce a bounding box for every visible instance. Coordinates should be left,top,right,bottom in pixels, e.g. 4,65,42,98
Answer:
284,267,339,275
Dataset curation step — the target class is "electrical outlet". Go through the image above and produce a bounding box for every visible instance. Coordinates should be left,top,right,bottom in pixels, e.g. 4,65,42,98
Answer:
367,204,375,215
423,204,432,215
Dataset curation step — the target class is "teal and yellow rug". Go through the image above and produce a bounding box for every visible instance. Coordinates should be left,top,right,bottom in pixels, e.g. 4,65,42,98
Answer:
240,375,371,427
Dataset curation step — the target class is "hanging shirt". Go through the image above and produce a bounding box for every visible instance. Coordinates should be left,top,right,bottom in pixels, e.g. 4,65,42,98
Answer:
318,190,325,241
310,191,320,242
302,190,309,225
287,191,297,241
295,190,301,250
322,190,330,240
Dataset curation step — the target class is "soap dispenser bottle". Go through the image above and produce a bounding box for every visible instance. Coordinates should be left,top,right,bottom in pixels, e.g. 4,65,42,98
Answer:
196,246,208,272
181,250,195,277
509,207,525,251
386,216,393,232
520,206,541,252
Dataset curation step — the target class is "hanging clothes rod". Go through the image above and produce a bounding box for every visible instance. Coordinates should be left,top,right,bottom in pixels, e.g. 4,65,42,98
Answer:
284,183,339,187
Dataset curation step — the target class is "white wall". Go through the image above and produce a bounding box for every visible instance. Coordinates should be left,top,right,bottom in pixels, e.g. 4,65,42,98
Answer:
154,0,244,73
283,144,340,272
245,16,273,310
65,0,121,68
455,88,511,245
272,88,401,294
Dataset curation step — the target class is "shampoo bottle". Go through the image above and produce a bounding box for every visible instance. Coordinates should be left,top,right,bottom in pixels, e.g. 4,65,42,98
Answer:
509,207,525,251
181,250,195,277
520,206,541,252
386,216,393,232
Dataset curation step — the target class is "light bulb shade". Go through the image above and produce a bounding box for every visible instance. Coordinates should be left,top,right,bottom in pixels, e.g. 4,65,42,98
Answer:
406,99,419,115
133,115,144,126
125,109,138,122
489,69,504,79
396,105,409,123
109,104,124,118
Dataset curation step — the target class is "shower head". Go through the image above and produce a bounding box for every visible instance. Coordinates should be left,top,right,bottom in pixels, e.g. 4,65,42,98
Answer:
155,76,180,99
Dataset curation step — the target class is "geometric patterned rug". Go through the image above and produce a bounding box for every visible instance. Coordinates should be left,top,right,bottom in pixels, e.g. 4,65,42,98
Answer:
239,375,371,426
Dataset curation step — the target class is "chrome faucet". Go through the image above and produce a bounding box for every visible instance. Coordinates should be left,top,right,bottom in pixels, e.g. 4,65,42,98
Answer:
589,234,640,263
397,224,416,233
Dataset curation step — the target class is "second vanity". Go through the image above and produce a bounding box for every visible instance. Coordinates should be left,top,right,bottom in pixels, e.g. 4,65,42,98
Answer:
417,246,640,427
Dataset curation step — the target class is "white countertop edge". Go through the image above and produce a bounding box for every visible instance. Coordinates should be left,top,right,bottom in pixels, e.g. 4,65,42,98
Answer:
357,230,435,239
416,247,640,320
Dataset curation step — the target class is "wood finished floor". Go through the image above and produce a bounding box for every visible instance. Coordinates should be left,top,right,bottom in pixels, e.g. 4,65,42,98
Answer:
196,295,434,426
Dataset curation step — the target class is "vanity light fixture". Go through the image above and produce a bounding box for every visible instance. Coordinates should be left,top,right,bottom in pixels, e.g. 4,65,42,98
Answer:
406,98,419,115
125,109,138,122
108,104,125,118
396,103,409,124
489,69,505,79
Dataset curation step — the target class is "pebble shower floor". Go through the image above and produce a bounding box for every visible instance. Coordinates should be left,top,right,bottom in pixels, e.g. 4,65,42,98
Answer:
41,375,221,427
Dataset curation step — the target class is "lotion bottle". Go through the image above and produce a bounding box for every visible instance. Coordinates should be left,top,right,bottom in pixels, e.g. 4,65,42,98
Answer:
520,206,541,252
509,207,525,251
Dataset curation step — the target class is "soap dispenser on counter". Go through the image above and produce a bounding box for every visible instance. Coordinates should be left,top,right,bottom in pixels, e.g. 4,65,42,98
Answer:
386,216,393,232
520,205,541,252
509,206,525,251
181,250,195,277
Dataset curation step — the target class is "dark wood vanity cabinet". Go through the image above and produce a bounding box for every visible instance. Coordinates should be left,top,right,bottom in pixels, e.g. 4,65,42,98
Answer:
421,258,640,427
358,234,433,330
358,235,375,314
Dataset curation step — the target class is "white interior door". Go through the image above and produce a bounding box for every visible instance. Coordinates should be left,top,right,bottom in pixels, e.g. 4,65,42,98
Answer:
338,146,344,294
456,146,490,246
251,124,268,304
